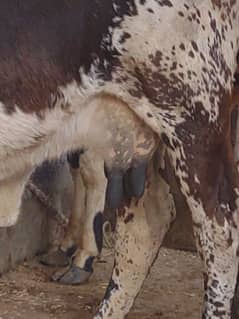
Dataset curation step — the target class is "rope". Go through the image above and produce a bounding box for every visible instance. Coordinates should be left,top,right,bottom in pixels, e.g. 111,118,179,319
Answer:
26,182,115,248
26,181,68,226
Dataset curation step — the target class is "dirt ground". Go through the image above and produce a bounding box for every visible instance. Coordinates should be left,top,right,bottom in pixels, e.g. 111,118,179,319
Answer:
0,248,203,319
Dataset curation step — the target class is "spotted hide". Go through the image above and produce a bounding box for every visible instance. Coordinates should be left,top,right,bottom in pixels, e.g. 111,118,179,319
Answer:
0,1,239,319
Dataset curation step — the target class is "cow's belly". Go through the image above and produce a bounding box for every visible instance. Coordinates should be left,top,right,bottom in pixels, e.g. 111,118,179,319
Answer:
0,93,96,226
0,172,30,226
0,82,158,227
0,91,97,179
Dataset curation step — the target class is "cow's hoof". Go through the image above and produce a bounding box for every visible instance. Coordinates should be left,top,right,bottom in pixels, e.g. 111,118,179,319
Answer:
51,265,92,285
39,249,69,267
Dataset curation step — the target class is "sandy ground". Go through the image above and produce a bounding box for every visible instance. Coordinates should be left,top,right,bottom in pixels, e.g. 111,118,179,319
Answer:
0,248,203,319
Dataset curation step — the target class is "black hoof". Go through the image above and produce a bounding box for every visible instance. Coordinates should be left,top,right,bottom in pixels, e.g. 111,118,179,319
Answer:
51,265,93,285
39,249,69,267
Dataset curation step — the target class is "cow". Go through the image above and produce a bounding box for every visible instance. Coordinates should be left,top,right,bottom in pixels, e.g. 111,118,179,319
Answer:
0,1,239,319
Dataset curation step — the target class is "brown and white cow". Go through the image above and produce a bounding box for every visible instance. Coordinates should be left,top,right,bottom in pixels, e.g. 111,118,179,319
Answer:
0,1,239,318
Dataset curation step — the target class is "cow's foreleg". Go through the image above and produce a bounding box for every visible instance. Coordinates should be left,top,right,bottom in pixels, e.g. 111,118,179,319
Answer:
94,153,175,319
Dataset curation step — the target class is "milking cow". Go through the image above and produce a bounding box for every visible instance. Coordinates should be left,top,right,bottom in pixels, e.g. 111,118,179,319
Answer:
1,0,239,318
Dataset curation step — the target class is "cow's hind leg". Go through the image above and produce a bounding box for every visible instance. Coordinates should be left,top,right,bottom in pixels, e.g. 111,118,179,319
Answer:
165,125,239,318
46,149,106,285
54,150,106,284
94,151,176,319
